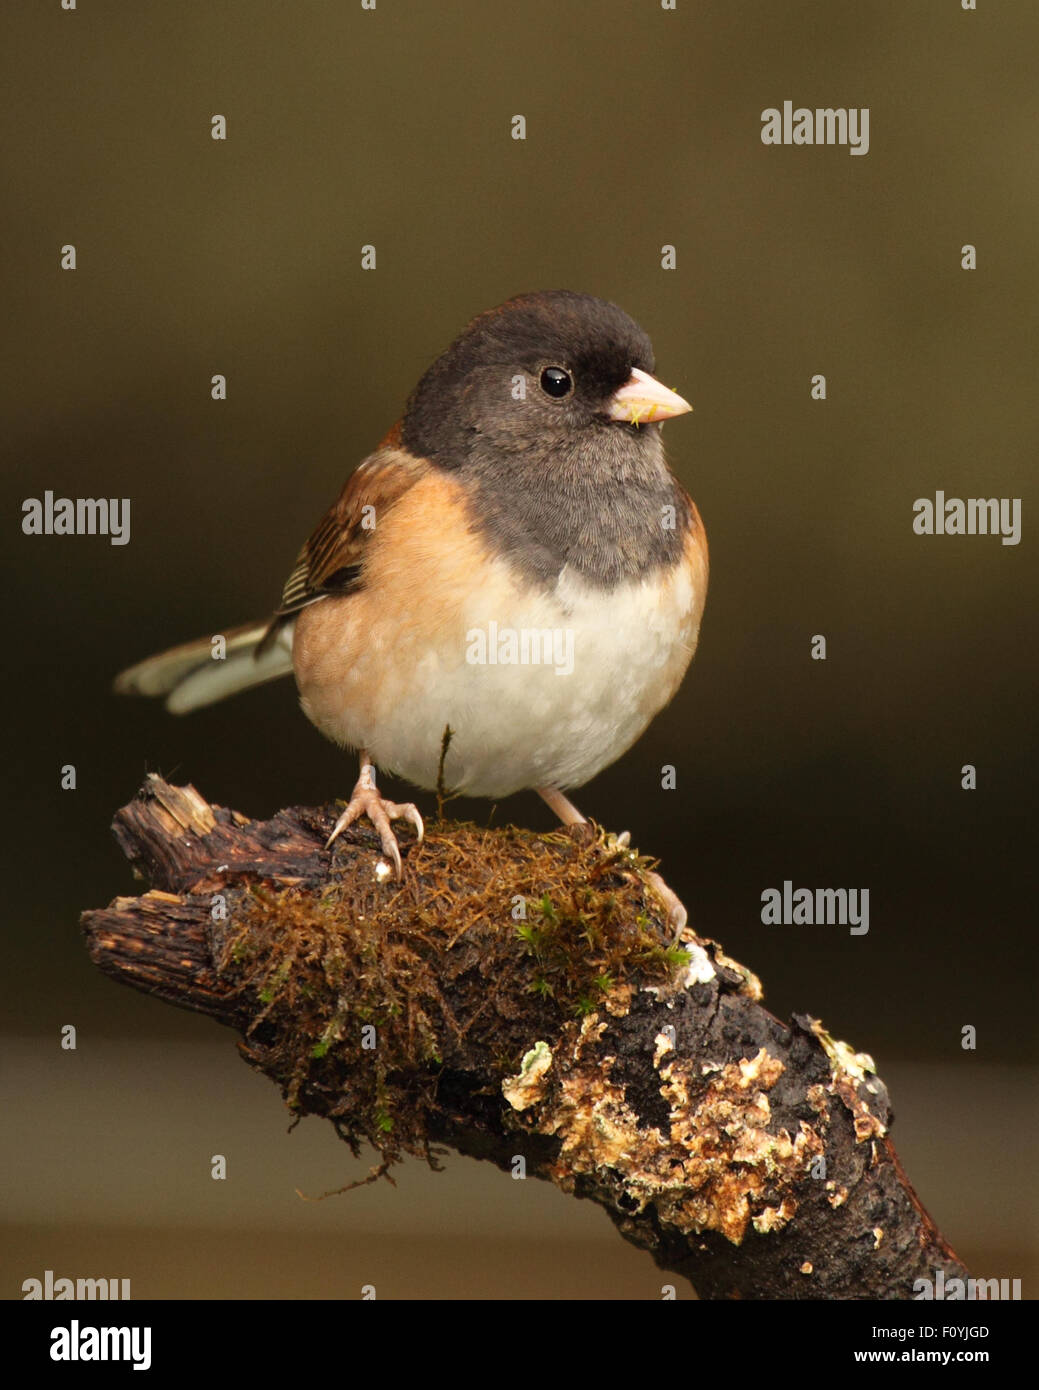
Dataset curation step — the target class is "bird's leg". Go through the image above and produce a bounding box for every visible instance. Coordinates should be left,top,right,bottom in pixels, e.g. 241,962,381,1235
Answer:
537,785,592,834
326,751,424,879
536,786,689,940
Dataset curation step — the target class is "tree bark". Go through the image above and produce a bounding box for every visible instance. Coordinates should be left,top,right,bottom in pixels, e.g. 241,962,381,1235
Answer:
81,774,967,1299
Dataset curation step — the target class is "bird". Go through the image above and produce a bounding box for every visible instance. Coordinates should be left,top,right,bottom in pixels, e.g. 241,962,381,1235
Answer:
114,290,709,930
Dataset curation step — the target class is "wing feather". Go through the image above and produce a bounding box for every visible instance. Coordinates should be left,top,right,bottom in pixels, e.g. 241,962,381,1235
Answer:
258,446,429,652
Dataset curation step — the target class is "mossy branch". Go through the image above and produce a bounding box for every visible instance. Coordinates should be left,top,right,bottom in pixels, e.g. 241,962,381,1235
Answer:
81,775,967,1299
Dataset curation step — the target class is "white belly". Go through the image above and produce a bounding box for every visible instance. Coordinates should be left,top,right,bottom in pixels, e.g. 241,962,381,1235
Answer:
295,555,703,799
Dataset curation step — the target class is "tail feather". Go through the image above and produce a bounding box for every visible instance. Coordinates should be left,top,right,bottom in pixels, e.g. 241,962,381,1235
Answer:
114,619,295,714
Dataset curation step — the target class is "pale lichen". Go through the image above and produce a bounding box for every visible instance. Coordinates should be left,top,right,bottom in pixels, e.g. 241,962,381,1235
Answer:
502,1040,553,1112
826,1181,849,1209
521,1022,823,1247
809,1017,888,1141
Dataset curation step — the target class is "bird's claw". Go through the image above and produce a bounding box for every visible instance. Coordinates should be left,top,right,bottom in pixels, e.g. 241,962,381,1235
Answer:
326,781,424,880
642,869,689,944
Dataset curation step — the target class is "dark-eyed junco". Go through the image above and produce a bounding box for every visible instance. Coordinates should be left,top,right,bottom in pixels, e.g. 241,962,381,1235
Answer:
115,291,708,929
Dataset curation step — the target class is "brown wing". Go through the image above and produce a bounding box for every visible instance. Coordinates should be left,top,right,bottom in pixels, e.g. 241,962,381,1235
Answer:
257,445,429,651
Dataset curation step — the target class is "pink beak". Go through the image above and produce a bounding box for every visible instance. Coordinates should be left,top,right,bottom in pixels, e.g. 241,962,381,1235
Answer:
607,367,692,426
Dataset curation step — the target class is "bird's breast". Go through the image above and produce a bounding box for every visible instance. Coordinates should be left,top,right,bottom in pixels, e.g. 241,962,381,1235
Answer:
293,471,707,798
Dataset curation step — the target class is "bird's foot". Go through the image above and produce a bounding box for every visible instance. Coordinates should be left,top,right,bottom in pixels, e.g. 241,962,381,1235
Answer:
537,790,688,943
325,764,424,879
606,829,688,943
643,869,689,944
562,819,597,847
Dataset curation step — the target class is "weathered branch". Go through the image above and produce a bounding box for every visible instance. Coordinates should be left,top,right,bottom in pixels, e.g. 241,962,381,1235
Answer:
82,775,967,1299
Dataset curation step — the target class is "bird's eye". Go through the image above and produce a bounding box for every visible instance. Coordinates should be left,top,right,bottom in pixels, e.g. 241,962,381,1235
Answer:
539,366,573,398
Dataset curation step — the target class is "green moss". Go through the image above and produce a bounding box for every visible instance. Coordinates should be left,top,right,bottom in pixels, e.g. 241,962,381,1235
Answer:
213,818,691,1182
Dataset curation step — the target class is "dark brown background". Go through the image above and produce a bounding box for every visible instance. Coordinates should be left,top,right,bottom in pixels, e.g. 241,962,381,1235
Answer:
3,1,1036,1298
